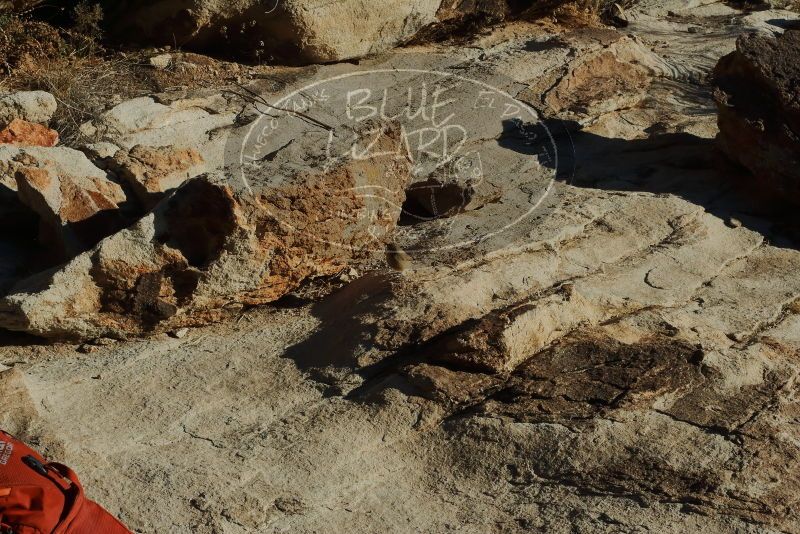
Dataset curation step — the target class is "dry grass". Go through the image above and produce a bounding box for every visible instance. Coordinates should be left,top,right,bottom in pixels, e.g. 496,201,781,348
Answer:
0,4,251,146
0,5,155,145
8,55,152,145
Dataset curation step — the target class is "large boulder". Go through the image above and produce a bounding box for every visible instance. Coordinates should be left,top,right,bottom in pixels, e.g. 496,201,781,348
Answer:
713,29,800,203
101,0,441,64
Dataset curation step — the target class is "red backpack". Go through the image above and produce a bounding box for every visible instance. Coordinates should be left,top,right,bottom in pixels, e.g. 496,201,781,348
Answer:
0,430,131,534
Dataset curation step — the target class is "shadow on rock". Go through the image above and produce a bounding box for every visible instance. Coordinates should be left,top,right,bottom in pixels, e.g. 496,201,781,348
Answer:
500,119,800,250
282,271,406,393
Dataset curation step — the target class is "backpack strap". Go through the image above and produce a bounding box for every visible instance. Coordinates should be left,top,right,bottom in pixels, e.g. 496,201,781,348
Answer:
45,464,86,534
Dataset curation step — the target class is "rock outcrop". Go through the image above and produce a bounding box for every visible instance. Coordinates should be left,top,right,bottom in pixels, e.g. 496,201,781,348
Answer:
713,29,800,203
2,5,800,534
0,122,413,339
101,0,441,63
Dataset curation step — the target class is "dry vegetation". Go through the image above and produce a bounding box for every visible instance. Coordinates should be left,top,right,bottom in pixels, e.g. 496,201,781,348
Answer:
0,4,151,144
0,3,252,146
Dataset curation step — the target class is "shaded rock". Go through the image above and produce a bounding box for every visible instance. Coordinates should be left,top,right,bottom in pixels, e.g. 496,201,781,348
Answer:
0,118,59,147
0,146,126,260
110,145,206,209
403,150,500,219
0,91,57,126
101,0,441,64
713,29,800,203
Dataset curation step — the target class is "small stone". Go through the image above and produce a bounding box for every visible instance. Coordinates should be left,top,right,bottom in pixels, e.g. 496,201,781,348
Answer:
386,243,412,272
91,337,118,346
339,267,360,283
149,54,173,70
170,328,190,339
688,26,702,34
727,332,748,343
726,217,743,228
274,497,306,515
0,91,57,125
77,344,99,354
81,142,121,161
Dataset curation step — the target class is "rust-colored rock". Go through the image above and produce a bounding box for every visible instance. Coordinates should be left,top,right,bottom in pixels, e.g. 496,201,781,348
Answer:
110,145,206,209
0,118,59,147
8,147,127,260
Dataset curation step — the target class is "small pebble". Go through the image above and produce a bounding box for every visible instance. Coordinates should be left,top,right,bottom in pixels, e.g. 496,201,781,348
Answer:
727,332,747,343
726,217,743,228
149,53,173,70
386,243,412,272
170,328,190,339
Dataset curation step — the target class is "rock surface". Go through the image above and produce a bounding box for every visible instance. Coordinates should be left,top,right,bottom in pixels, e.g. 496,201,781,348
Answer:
713,29,800,203
0,90,57,126
1,5,800,534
